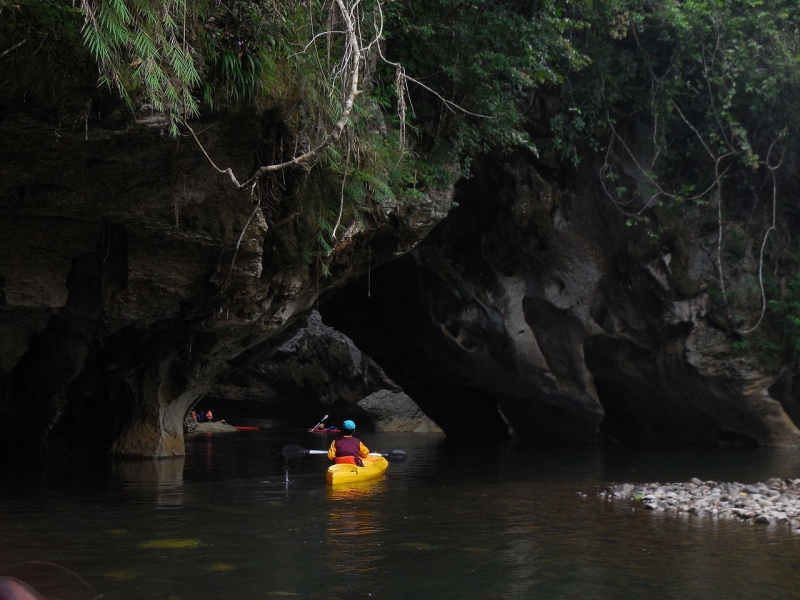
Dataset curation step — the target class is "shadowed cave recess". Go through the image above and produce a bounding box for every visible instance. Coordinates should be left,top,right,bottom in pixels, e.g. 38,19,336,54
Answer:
320,155,800,449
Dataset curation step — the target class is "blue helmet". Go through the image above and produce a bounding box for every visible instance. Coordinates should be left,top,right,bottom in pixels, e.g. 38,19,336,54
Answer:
342,420,356,431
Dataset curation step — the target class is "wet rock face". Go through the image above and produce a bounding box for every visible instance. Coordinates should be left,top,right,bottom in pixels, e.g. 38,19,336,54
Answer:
202,311,441,433
358,390,441,433
322,153,800,446
0,105,451,469
0,111,280,468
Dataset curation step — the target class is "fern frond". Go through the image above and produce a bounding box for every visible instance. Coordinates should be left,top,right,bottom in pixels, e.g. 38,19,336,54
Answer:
353,170,396,202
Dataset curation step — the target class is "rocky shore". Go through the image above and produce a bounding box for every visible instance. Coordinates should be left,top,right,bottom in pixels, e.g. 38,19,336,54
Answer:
603,478,800,529
187,421,238,434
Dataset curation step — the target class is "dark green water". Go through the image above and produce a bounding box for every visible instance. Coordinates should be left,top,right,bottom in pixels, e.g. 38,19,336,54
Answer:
3,431,800,599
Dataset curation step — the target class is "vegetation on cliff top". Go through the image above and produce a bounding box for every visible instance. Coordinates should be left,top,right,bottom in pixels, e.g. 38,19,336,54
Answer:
2,0,800,366
0,0,584,174
557,1,800,368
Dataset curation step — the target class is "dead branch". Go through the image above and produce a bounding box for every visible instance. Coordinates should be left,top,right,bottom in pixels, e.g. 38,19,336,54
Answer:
739,133,786,335
0,38,26,59
331,141,351,240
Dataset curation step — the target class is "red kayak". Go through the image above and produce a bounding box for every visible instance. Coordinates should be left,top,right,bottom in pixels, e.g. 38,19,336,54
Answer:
234,426,259,431
308,428,339,433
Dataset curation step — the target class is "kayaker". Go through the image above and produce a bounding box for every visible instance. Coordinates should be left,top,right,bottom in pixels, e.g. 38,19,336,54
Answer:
328,420,369,466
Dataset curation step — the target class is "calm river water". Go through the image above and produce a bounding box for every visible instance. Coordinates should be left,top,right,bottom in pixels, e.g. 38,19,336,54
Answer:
3,430,800,599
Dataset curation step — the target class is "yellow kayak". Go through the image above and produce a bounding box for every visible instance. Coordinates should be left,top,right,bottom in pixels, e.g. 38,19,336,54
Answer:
326,455,388,485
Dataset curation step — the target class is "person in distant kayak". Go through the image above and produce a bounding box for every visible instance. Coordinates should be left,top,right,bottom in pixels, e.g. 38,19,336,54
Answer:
328,420,369,466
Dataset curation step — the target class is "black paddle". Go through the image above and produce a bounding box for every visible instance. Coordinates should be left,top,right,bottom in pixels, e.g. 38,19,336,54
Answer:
282,444,408,463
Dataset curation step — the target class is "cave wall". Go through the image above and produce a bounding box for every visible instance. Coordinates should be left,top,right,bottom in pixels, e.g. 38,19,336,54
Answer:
321,152,800,446
0,110,269,468
0,105,451,470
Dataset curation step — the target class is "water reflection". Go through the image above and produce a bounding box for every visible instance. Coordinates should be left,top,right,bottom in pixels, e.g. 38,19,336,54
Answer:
109,457,185,508
326,479,386,502
494,490,542,599
325,479,387,595
598,444,800,483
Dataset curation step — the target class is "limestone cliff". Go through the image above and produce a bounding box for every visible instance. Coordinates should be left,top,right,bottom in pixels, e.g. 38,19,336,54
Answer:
321,152,800,446
0,104,450,469
4,2,800,476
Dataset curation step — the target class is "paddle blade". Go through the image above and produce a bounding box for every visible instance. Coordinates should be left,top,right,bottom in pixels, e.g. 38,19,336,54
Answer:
282,444,309,460
385,449,408,463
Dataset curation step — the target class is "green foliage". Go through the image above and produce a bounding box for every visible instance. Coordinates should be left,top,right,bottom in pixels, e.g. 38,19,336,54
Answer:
725,271,800,371
381,0,589,158
0,0,90,100
550,107,597,166
1,0,83,41
196,1,309,110
706,238,800,371
48,1,344,129
80,0,202,134
559,0,800,211
759,270,800,362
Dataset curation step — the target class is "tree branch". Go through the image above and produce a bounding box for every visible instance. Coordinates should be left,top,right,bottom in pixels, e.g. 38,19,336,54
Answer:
187,0,363,191
0,38,26,59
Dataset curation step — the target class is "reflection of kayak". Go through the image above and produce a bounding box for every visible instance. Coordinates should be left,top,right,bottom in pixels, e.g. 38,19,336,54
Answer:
308,428,339,433
327,478,386,500
326,455,388,485
234,426,259,431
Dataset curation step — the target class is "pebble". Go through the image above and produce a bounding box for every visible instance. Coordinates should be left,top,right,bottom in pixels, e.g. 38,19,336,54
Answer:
602,478,800,530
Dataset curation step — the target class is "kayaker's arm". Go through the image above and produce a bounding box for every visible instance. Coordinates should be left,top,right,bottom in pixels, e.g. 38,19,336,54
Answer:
327,440,337,460
358,442,369,457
